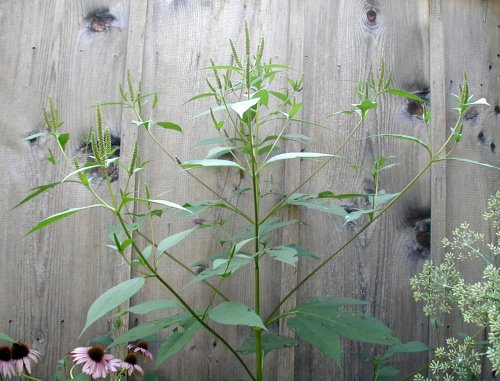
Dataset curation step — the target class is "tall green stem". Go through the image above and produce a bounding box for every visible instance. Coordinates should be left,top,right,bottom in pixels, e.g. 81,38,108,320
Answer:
248,108,264,381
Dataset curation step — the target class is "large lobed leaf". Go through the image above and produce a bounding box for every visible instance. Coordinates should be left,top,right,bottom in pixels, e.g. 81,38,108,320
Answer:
287,296,399,364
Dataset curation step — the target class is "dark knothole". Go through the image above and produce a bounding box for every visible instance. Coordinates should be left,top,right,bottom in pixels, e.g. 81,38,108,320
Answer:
406,100,423,117
366,10,377,23
84,8,115,32
405,211,431,260
494,105,500,114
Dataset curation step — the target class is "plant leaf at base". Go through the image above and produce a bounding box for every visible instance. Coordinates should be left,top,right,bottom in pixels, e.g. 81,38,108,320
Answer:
287,296,399,364
156,319,201,367
81,278,145,336
209,301,267,330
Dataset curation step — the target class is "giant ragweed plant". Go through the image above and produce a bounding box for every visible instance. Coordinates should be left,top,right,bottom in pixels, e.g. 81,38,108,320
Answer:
7,24,492,381
411,191,500,380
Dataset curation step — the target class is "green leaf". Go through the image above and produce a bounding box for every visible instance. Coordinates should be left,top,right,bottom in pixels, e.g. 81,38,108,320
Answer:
287,296,399,364
26,204,105,236
157,228,197,259
287,103,303,120
382,341,429,360
466,97,489,106
155,121,182,133
183,92,216,104
372,134,431,156
22,132,48,141
188,255,253,285
201,65,243,71
156,319,201,367
205,146,233,159
81,278,145,336
386,89,428,103
13,182,61,209
376,366,401,381
209,302,267,330
354,99,377,118
124,197,190,212
197,136,230,146
259,218,300,237
231,98,261,119
111,314,192,346
289,200,348,218
182,159,244,171
444,157,500,171
252,89,269,107
266,244,318,266
264,152,335,166
125,300,182,315
237,332,298,356
0,332,16,343
57,132,70,152
61,164,102,183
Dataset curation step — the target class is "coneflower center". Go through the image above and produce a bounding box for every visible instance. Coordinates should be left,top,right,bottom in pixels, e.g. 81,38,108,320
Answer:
11,342,29,360
124,353,137,365
87,345,104,362
137,341,148,350
0,346,11,361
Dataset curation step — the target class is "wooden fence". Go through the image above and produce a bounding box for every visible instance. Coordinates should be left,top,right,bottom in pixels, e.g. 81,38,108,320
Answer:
0,1,498,380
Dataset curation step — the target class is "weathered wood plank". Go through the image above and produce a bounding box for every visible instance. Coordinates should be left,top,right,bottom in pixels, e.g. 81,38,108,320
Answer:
0,1,131,378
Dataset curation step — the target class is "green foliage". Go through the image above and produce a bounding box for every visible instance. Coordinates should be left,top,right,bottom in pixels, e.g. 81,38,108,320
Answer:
16,24,496,381
287,297,399,364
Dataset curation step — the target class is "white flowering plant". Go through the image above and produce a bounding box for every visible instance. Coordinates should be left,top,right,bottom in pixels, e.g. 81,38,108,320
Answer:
409,191,500,380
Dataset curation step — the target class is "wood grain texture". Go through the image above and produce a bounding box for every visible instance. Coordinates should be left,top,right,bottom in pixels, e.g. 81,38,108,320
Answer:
0,1,498,380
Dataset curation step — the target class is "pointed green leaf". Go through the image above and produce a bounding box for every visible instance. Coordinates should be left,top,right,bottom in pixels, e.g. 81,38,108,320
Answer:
209,302,267,330
182,159,244,170
466,97,489,106
81,278,145,336
22,132,48,141
26,204,105,236
14,182,61,209
111,313,192,346
288,296,399,364
252,90,269,107
61,164,102,183
157,228,196,258
57,132,70,152
287,103,303,120
0,332,16,343
125,300,183,315
124,197,190,212
355,99,377,118
156,319,201,367
266,244,318,266
231,98,260,119
373,134,431,156
197,136,230,146
183,92,216,104
188,255,253,285
289,200,348,218
155,122,182,133
265,152,335,166
386,89,428,103
444,157,500,171
205,146,233,159
237,332,298,356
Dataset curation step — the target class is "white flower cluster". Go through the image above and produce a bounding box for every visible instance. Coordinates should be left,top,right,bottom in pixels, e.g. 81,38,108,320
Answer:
410,191,500,378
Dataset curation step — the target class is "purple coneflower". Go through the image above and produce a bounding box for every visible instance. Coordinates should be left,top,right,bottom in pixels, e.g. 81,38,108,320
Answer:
70,345,120,379
119,353,143,376
0,345,15,379
11,342,41,375
127,341,153,361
